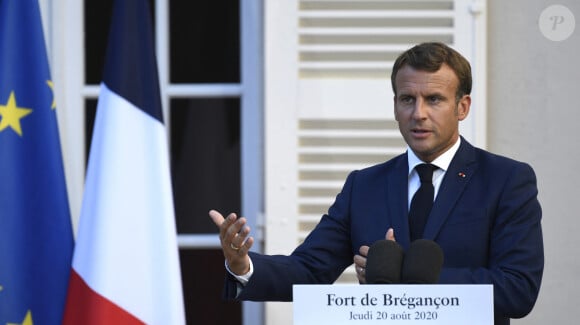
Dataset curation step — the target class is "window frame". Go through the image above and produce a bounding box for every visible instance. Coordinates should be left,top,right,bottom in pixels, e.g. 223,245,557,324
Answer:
45,0,264,324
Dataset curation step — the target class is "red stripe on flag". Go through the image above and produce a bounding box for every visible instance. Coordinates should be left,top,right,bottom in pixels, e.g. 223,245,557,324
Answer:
63,269,145,325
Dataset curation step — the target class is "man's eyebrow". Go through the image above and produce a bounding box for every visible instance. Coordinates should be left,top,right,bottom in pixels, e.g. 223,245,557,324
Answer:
397,91,446,97
426,92,446,97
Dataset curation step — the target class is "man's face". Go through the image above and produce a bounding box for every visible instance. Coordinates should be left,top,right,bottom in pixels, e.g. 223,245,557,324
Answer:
393,64,470,162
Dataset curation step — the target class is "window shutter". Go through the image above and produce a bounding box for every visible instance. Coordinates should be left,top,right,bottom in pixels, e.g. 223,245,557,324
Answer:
264,0,486,322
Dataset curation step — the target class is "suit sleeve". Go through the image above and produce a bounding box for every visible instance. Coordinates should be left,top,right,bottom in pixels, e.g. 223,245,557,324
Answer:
223,172,358,301
438,162,544,319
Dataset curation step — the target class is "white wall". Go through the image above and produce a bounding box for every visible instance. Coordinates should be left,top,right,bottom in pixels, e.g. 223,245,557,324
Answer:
487,1,580,323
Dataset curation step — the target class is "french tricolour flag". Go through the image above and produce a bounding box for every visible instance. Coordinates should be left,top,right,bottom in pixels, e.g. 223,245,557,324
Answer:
63,0,185,324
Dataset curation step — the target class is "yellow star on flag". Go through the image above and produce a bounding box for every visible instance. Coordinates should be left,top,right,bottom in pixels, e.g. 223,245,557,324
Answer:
46,80,56,109
6,310,33,325
0,91,33,136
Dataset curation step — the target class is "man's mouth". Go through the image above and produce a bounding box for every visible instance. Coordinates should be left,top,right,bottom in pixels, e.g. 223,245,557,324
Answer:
412,128,430,134
411,128,431,138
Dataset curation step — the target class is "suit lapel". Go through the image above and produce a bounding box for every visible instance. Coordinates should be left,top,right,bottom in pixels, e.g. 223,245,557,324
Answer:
423,139,478,240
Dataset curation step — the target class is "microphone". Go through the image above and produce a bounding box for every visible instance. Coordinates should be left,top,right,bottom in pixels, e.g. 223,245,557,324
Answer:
401,239,444,284
365,240,404,284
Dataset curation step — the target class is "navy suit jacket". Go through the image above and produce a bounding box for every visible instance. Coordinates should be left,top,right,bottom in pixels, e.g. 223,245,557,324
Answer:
225,138,544,325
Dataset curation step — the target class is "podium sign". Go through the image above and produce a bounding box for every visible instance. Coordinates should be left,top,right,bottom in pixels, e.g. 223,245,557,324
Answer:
293,284,493,324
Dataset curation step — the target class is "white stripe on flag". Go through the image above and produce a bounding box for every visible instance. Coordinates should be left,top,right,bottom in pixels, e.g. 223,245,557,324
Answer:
72,83,185,324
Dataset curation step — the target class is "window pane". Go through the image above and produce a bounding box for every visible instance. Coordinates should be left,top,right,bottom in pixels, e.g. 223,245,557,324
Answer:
169,1,240,83
180,249,241,324
170,98,241,234
85,0,156,84
84,98,98,162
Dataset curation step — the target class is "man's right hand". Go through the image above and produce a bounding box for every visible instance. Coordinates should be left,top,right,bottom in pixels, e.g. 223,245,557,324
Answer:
209,209,254,276
353,228,396,283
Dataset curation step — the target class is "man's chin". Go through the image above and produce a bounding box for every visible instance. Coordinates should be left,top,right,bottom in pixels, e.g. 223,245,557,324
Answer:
408,143,436,161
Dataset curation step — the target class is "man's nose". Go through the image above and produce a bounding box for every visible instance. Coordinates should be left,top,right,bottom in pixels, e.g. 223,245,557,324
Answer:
411,99,428,119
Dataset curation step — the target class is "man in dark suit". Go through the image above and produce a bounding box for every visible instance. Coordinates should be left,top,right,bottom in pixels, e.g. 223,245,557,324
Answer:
209,42,544,325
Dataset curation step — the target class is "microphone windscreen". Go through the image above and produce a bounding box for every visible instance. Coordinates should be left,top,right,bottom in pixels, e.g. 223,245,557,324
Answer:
401,239,444,284
365,240,404,284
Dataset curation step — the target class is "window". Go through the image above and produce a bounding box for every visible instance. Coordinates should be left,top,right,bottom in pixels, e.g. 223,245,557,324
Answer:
49,0,263,324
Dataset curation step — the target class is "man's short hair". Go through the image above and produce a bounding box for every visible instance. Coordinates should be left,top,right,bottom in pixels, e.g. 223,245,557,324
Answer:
391,42,472,100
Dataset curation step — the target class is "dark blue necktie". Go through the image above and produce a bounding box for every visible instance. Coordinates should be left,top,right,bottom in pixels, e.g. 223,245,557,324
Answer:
409,163,438,241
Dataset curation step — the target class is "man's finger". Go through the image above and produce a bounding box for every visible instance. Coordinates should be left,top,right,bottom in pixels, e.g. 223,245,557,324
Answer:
385,228,396,241
358,245,369,257
209,209,226,227
230,223,251,248
353,254,366,267
237,236,255,255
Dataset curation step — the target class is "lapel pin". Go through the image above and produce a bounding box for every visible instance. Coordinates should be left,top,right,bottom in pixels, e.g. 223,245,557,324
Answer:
458,172,466,178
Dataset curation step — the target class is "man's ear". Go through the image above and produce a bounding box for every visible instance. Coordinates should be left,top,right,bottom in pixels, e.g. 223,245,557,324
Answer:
457,95,471,121
393,96,399,121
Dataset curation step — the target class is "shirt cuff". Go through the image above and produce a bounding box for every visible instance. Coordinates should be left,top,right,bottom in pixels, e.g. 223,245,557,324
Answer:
225,257,254,286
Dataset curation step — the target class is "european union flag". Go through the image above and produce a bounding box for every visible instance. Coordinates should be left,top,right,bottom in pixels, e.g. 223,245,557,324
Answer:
0,0,74,324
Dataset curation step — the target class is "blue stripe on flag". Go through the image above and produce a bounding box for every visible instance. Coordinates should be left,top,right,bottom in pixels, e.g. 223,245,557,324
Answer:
102,0,163,123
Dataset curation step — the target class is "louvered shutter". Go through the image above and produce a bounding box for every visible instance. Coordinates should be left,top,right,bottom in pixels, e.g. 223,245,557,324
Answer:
263,1,486,323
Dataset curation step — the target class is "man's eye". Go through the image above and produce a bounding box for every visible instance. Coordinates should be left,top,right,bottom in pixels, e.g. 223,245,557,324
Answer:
428,96,442,103
400,96,413,104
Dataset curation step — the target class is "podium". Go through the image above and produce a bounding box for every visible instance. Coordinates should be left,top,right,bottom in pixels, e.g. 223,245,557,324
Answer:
293,284,493,324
